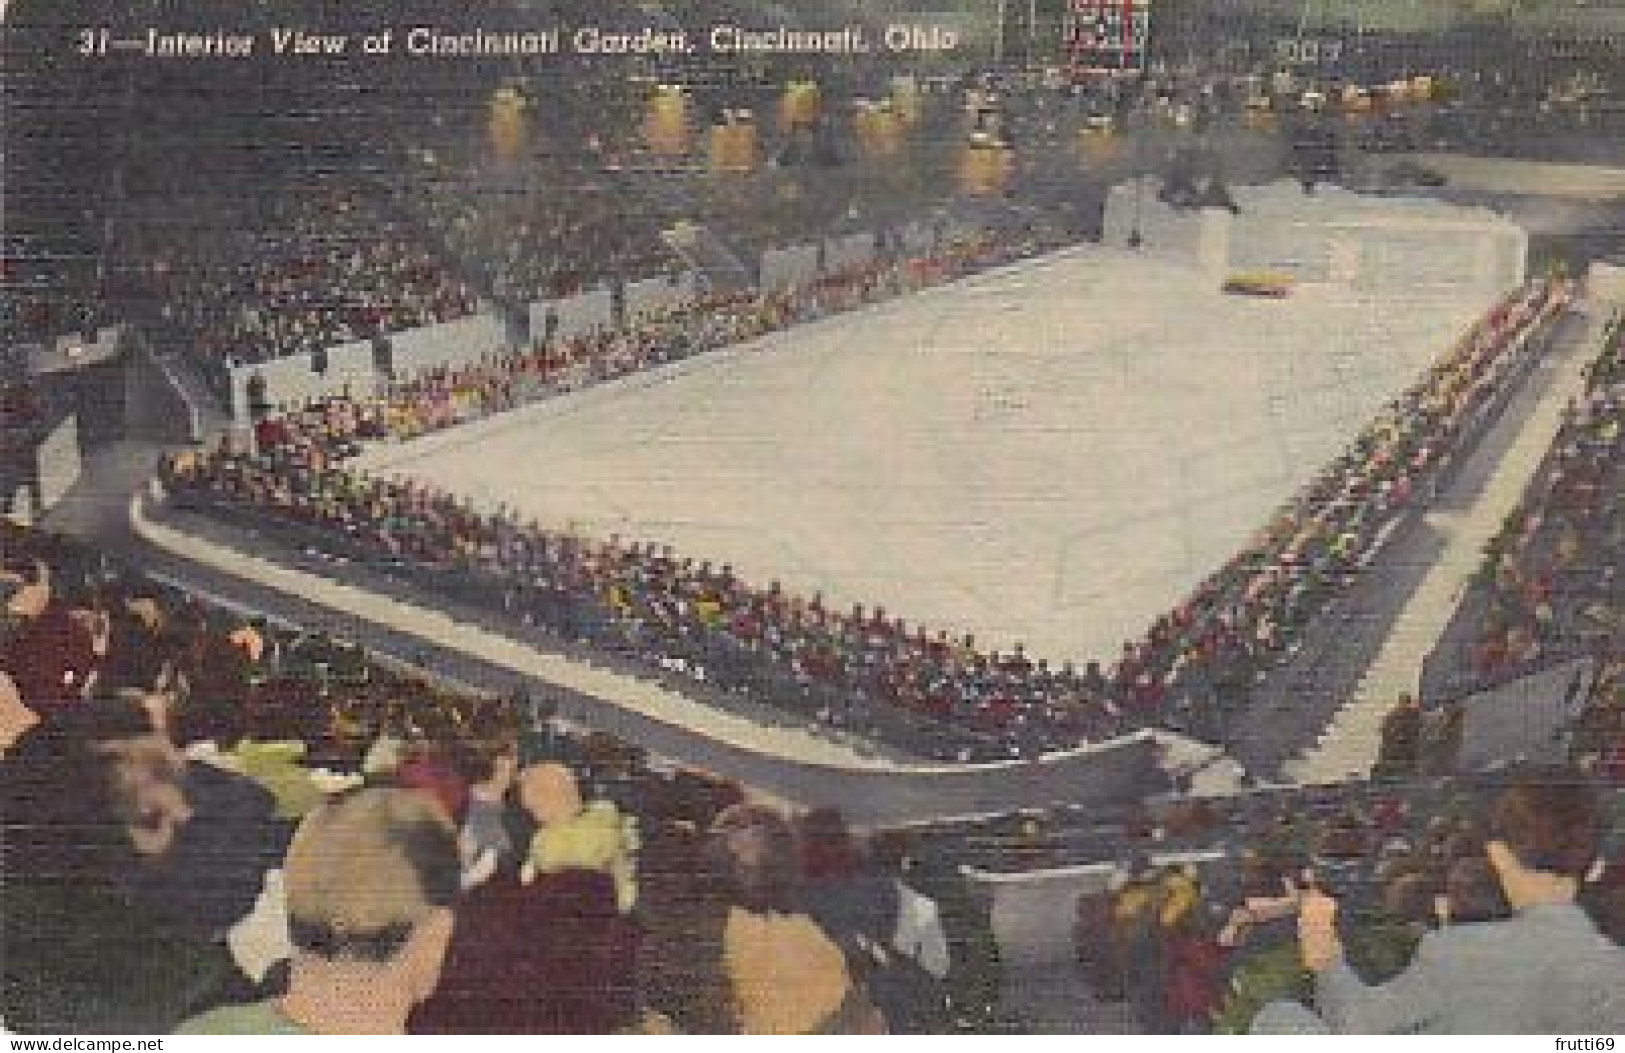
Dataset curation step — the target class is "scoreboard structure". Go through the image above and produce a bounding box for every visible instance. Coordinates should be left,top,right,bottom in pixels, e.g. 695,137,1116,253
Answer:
1065,0,1151,75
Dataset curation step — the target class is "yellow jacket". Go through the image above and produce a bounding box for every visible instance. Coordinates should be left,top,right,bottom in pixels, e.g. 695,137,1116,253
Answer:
526,799,638,913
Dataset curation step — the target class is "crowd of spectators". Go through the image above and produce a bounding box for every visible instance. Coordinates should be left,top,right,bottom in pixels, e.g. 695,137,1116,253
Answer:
1449,309,1624,695
112,39,1614,408
1395,306,1624,785
124,77,975,397
394,153,673,306
166,230,1093,761
0,517,1014,1034
1063,279,1569,747
6,508,1622,1034
133,181,478,381
163,211,1570,760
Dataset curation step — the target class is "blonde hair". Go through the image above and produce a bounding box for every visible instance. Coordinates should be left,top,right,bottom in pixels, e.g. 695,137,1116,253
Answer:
516,762,581,826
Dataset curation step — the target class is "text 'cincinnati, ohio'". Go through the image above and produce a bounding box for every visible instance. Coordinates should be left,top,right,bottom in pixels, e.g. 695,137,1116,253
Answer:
403,24,962,56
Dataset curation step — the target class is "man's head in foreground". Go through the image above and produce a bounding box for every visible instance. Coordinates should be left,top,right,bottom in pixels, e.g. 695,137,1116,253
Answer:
280,788,461,1033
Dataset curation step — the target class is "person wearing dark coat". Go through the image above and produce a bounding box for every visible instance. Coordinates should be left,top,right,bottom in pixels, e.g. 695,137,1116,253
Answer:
797,807,899,958
126,759,293,939
1,703,245,1033
410,867,640,1034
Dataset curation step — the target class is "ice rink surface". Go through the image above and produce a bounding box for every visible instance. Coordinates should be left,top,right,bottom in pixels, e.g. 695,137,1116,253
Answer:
356,202,1508,665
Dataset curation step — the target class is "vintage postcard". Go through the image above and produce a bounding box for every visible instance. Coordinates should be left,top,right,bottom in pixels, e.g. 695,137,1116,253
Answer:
2,0,1622,1039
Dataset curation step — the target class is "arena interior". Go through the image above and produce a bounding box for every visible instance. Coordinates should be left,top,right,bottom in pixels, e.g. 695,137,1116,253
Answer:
3,0,1624,1037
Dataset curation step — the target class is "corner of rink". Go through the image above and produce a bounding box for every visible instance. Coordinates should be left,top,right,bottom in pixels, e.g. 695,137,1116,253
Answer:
1102,177,1529,299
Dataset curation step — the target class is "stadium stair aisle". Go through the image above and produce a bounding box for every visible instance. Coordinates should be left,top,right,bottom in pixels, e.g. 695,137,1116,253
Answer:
1287,301,1609,784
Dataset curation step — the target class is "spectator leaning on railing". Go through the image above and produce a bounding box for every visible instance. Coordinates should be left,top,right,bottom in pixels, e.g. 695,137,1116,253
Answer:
1254,774,1625,1034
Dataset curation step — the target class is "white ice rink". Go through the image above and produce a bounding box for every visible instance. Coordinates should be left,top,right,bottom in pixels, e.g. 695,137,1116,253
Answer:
355,195,1517,666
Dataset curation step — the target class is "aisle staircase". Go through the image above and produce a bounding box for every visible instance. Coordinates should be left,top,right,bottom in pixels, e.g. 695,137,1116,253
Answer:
661,220,757,292
1285,303,1607,784
127,333,235,439
598,163,758,292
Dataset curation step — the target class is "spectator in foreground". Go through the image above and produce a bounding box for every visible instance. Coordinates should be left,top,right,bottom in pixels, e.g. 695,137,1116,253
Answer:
0,555,50,643
456,736,519,889
636,825,736,1033
798,806,899,961
177,788,460,1034
409,851,638,1034
1255,775,1625,1033
866,830,952,1033
115,682,292,945
2,701,243,1033
710,804,884,1034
